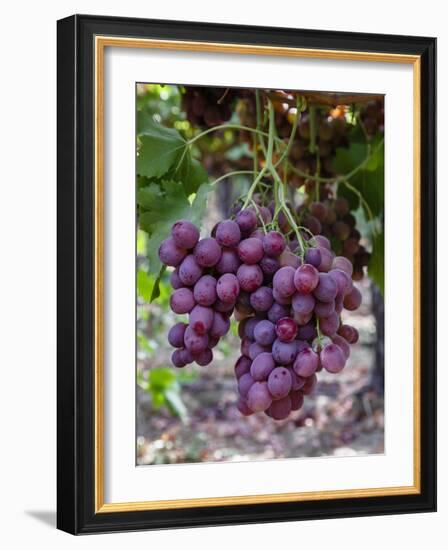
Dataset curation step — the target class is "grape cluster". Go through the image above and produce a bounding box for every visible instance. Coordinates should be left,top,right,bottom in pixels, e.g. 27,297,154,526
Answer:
360,99,384,137
182,87,237,128
158,208,361,421
299,197,370,280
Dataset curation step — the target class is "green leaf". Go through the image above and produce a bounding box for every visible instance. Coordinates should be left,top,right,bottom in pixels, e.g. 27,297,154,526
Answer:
137,118,186,179
368,230,384,296
178,155,209,195
137,269,152,302
334,140,384,219
164,388,188,420
150,265,167,303
149,368,176,391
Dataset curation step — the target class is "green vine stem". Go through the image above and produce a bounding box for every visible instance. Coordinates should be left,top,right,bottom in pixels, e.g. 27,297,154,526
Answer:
341,178,377,235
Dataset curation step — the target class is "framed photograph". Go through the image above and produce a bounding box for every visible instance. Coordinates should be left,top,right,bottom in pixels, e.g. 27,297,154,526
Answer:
57,14,436,534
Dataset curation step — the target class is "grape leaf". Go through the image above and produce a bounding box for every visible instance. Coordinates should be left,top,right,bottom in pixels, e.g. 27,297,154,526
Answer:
137,118,186,179
137,268,153,302
333,138,384,218
177,155,209,195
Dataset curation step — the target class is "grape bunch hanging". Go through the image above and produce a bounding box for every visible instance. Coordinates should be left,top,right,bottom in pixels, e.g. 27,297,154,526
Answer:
158,206,361,421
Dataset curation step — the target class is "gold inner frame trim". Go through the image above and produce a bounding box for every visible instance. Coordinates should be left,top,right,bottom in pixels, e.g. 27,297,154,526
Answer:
94,35,421,514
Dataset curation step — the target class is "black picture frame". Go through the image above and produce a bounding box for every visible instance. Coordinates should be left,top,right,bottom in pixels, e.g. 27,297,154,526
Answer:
57,14,436,535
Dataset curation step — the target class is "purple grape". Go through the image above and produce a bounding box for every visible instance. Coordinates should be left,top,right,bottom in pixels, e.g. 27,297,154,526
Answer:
250,352,276,381
168,322,188,348
293,311,313,326
237,398,254,416
332,334,350,359
297,340,311,353
334,197,350,216
237,264,263,292
244,317,259,340
171,349,187,368
304,247,322,268
304,215,322,235
263,231,286,257
332,220,351,240
240,337,252,357
189,305,214,335
297,322,317,341
236,209,258,233
272,339,298,365
215,220,241,247
184,325,209,354
170,269,183,289
290,390,304,411
314,299,335,318
171,219,200,249
328,269,353,296
310,235,331,250
158,237,187,267
302,373,317,394
214,299,235,313
216,248,240,274
253,320,276,346
293,348,319,377
268,395,292,420
272,288,292,305
291,292,315,315
310,201,328,222
289,368,306,391
250,228,265,241
178,254,203,286
332,256,354,277
249,342,270,360
343,286,362,310
193,237,222,267
247,382,272,412
238,238,264,264
259,255,280,279
238,372,254,398
235,355,252,379
236,291,253,314
170,287,195,314
317,246,335,272
193,348,213,366
268,302,291,323
193,274,217,306
259,206,272,224
319,311,340,336
294,264,319,294
278,250,301,269
216,273,240,303
267,367,292,399
313,272,338,302
334,294,343,314
320,343,346,373
275,317,298,342
178,348,194,364
273,266,296,297
210,311,230,338
208,335,220,348
250,286,274,312
338,324,359,344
